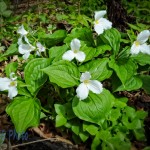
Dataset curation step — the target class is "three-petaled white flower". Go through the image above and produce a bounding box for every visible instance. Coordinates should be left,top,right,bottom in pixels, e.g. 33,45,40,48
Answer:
94,10,112,35
18,43,35,60
0,73,18,99
36,42,46,56
76,72,103,100
130,30,150,55
17,25,30,45
62,38,86,62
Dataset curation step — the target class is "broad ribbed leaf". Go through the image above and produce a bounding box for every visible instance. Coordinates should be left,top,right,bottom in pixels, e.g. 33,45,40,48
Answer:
6,96,41,135
98,28,121,55
49,45,68,62
72,89,114,125
109,58,137,85
79,58,112,81
42,60,80,88
115,76,142,92
140,75,150,94
24,58,51,95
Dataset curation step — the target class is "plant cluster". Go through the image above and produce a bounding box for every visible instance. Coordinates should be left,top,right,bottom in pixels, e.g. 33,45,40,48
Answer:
0,3,150,149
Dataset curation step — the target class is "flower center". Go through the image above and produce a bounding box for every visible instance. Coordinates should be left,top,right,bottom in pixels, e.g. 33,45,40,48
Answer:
83,80,90,84
135,41,140,46
74,50,78,53
95,20,99,24
10,81,16,87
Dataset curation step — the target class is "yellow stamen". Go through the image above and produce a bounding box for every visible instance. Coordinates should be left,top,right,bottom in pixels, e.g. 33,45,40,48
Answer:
74,50,78,53
135,41,140,46
95,20,99,24
84,80,90,84
10,81,16,86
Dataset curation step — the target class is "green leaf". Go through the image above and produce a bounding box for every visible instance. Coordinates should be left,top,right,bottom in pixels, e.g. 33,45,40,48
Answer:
42,60,80,88
55,115,67,127
139,75,150,94
72,89,115,125
39,30,67,47
79,58,112,81
2,44,18,57
2,10,12,17
0,2,7,13
83,122,98,135
109,58,137,85
133,128,146,141
64,27,94,47
6,96,41,135
79,131,89,142
5,62,18,77
114,76,142,92
98,28,121,55
24,58,51,95
49,45,68,62
131,53,150,65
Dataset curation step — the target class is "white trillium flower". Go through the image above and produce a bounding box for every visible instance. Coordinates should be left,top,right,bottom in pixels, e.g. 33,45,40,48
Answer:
94,10,112,35
19,43,35,60
62,38,86,62
0,73,18,99
76,72,103,100
17,25,30,45
36,42,46,56
130,30,150,55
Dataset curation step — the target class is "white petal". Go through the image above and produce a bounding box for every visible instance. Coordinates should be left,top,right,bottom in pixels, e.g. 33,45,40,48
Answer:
80,72,91,82
95,10,106,20
75,51,86,62
0,78,11,91
8,87,18,99
71,38,81,51
140,43,150,55
24,36,30,44
76,83,89,100
17,25,28,36
23,52,30,60
62,50,75,61
137,30,150,44
17,36,23,45
130,43,140,55
10,72,17,81
18,43,35,55
98,18,112,30
94,24,104,35
87,80,103,94
36,42,45,52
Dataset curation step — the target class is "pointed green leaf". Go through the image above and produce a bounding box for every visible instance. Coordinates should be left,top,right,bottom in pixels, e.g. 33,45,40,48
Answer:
79,58,112,81
24,58,51,95
72,89,115,125
6,96,41,134
42,60,80,88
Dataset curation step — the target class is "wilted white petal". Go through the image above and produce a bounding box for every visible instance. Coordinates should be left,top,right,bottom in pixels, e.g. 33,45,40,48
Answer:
71,38,81,51
62,50,75,61
99,18,112,30
140,43,150,55
17,36,23,45
8,86,18,99
94,24,104,35
0,78,11,91
87,80,103,94
17,25,28,36
76,83,89,100
75,51,86,62
36,42,45,52
130,43,140,55
23,52,30,60
19,43,30,54
95,10,106,20
24,36,30,44
137,30,150,44
80,72,91,82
